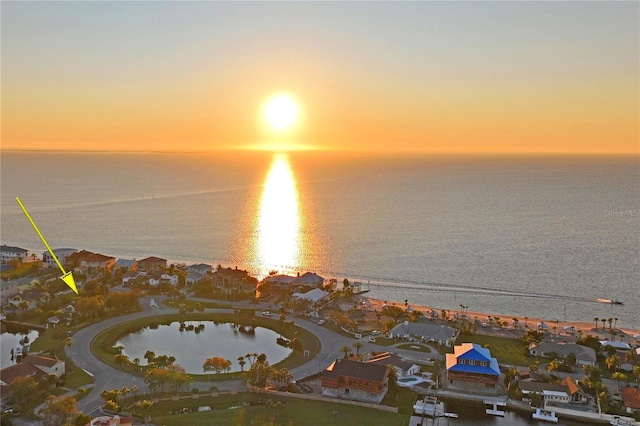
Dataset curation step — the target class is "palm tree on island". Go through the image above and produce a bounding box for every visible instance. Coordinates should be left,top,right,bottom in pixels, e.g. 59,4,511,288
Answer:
594,317,599,330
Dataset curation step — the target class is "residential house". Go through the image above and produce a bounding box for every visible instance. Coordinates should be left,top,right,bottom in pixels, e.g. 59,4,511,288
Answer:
186,271,206,285
389,320,458,347
265,272,325,291
528,342,597,366
445,343,500,393
22,354,66,377
0,280,20,306
617,351,639,373
321,358,391,403
43,248,77,268
213,267,258,295
561,376,588,404
189,263,213,275
601,341,632,351
620,387,640,415
114,259,137,271
0,245,28,264
121,271,147,286
367,352,421,378
148,271,178,287
84,415,133,426
292,288,329,304
0,355,65,407
136,256,167,272
80,253,116,271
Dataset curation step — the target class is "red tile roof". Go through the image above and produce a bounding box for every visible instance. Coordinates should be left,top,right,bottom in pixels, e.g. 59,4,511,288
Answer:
22,354,62,368
621,387,640,410
82,253,115,263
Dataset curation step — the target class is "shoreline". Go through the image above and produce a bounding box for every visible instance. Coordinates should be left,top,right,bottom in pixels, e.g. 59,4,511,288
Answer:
362,296,640,339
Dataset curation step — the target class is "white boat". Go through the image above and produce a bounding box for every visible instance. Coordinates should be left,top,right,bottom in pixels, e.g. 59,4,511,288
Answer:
532,408,558,423
484,399,506,416
412,395,458,419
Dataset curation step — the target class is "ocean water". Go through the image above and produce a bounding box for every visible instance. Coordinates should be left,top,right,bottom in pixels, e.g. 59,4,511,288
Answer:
1,151,638,328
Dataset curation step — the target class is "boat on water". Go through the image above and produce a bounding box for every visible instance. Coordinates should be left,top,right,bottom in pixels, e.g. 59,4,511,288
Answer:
532,408,558,423
409,394,458,425
484,398,507,416
611,300,624,305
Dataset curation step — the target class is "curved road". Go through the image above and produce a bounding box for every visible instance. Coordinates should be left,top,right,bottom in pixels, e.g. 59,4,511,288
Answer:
67,294,443,415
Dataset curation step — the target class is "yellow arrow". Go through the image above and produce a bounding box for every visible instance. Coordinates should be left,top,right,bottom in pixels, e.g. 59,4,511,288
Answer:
15,197,78,294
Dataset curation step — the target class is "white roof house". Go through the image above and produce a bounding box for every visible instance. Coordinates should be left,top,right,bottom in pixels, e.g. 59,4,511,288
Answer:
292,288,329,304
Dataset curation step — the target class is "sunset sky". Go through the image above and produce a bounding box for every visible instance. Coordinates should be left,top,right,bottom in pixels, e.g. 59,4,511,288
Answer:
2,1,638,154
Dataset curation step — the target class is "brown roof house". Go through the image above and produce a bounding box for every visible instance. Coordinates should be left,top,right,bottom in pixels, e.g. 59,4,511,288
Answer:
136,256,167,272
620,387,640,415
321,359,391,403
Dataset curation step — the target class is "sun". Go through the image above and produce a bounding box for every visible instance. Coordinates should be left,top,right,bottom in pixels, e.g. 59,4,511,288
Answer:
264,94,299,130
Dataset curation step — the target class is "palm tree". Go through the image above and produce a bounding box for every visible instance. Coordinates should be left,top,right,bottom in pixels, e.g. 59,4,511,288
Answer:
237,356,246,371
512,318,519,329
601,319,606,330
352,341,363,357
593,317,599,330
607,318,613,329
614,317,618,329
547,359,560,377
524,316,528,327
340,345,352,359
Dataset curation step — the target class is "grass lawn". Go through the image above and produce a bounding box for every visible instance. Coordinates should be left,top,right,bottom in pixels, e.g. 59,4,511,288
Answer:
458,332,529,366
147,392,410,426
64,366,94,388
395,343,432,354
92,313,321,380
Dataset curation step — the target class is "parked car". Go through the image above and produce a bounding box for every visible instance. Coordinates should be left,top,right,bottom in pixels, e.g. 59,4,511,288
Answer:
262,311,271,317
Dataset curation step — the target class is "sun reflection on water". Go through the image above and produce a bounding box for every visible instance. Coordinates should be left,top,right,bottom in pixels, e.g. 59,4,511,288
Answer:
254,153,301,277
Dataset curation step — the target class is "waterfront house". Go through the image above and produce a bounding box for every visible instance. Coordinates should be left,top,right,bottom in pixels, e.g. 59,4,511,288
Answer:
80,253,116,270
0,245,28,264
367,352,421,377
528,342,597,366
292,288,329,304
213,266,258,295
188,263,213,275
445,343,500,393
265,272,325,291
389,320,458,347
620,387,640,415
22,354,66,377
136,256,167,272
320,358,391,403
43,248,77,268
114,259,137,271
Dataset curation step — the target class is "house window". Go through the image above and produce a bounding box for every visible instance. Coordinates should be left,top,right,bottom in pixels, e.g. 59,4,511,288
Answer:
344,388,349,395
469,361,475,366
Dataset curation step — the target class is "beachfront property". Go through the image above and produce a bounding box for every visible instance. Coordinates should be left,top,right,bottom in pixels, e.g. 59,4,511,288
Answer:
114,258,137,271
0,245,29,264
445,343,500,393
292,288,329,304
80,253,116,270
121,271,147,286
389,320,458,347
213,266,259,295
43,248,77,268
366,352,421,378
528,342,597,366
620,387,640,415
136,256,167,272
265,272,325,292
320,358,391,403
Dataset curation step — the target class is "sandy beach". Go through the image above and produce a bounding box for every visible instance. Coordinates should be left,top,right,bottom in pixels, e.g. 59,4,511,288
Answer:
363,296,640,341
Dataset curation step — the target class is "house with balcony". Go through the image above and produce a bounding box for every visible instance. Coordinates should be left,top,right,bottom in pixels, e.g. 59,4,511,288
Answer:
136,256,167,272
0,245,28,264
321,359,391,403
446,343,500,393
43,248,77,268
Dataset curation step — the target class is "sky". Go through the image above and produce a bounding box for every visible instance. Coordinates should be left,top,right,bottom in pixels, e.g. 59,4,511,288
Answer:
1,1,638,154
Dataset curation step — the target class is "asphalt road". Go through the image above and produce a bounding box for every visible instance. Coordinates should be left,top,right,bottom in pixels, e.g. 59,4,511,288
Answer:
66,294,444,416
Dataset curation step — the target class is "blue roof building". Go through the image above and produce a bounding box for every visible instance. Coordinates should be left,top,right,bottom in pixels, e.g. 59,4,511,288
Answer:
446,343,500,393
